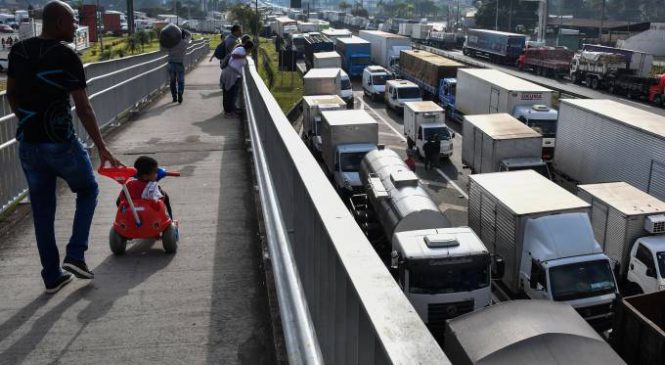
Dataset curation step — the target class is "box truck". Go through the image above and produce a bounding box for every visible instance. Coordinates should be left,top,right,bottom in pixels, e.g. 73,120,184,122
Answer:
445,300,625,365
357,30,411,70
335,36,371,77
312,51,341,69
396,50,464,99
273,17,298,37
403,101,454,159
302,95,348,155
469,170,619,330
320,110,378,193
577,182,665,295
611,291,665,365
462,113,549,177
348,149,491,339
302,68,354,107
444,68,558,159
303,33,334,69
463,29,527,63
553,99,665,201
321,28,352,42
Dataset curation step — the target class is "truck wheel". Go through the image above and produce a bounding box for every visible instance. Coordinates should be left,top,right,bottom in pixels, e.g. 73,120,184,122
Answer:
463,48,470,56
590,77,599,90
654,94,663,106
109,227,127,255
571,73,581,84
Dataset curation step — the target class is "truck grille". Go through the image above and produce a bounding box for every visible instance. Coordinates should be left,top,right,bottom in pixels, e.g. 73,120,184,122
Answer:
575,302,612,319
428,300,474,330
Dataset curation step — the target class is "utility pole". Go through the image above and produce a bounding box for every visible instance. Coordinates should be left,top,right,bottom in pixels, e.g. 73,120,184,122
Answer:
96,0,103,51
254,0,259,60
599,0,605,44
127,0,135,35
494,0,499,31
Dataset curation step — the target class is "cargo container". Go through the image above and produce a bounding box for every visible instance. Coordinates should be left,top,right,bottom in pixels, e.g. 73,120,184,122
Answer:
469,170,618,330
463,29,527,63
462,113,548,176
303,33,334,69
321,28,352,42
357,30,411,70
553,99,665,201
582,44,653,77
335,36,371,77
302,67,354,106
297,21,316,33
273,17,297,37
577,182,665,294
397,50,464,97
302,95,347,154
445,300,625,365
611,291,665,365
313,51,341,69
411,23,432,40
103,13,122,35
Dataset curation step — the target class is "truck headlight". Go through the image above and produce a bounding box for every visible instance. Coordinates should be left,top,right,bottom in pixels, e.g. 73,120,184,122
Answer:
659,284,665,291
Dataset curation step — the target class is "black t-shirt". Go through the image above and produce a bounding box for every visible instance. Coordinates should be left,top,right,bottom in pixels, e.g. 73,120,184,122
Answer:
8,37,87,143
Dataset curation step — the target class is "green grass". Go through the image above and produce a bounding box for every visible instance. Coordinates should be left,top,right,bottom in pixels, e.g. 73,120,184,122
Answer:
257,37,303,113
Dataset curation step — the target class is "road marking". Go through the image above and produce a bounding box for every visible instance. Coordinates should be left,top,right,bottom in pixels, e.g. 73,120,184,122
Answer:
436,168,468,200
361,99,407,142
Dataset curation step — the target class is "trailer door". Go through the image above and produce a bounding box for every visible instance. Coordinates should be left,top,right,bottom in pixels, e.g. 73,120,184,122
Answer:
489,87,500,113
648,160,665,201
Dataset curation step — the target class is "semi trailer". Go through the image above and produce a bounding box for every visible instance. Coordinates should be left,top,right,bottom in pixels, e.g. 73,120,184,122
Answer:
463,29,527,64
357,30,411,70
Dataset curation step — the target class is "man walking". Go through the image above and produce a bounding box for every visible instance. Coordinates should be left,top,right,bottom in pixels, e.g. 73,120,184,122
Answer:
167,29,191,104
6,0,121,294
423,135,440,171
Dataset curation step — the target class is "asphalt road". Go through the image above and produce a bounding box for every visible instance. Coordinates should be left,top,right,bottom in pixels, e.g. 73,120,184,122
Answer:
351,80,472,227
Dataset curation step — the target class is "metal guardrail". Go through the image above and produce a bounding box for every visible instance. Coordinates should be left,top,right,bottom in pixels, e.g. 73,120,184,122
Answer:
243,58,449,364
0,39,209,215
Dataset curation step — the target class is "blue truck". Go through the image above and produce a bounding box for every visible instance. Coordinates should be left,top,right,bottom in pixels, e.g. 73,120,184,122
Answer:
335,37,371,78
463,29,526,64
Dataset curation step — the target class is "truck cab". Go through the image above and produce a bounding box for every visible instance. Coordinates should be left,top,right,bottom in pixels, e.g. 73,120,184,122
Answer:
404,101,454,160
362,65,391,101
519,213,618,330
392,228,492,332
627,234,665,294
512,104,558,161
385,80,422,112
388,45,412,75
333,144,377,193
339,70,354,107
438,78,460,122
498,157,551,179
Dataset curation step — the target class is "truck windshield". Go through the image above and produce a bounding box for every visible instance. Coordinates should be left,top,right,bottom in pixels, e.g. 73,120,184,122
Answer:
340,152,367,172
527,119,557,138
658,252,665,278
398,87,420,99
340,78,352,90
549,260,616,301
408,257,490,294
424,127,451,141
372,74,388,85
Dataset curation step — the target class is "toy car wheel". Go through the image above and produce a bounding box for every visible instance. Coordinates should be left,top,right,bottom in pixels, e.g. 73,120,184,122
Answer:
162,223,178,254
109,227,127,255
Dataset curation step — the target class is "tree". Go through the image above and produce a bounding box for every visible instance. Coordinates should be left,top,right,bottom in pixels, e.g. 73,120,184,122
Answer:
228,4,263,38
136,30,150,51
474,0,538,32
338,0,352,13
126,34,140,54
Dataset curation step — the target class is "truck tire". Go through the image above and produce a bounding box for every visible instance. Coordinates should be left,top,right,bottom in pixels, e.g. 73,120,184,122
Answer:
654,94,663,107
571,72,581,84
463,48,470,56
590,77,599,90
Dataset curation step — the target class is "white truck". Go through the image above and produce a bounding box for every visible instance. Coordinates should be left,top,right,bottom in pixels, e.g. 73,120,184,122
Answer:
321,28,352,42
320,110,378,194
553,99,665,201
273,17,298,37
455,69,558,160
411,23,433,41
312,51,341,68
577,182,665,295
352,148,492,337
357,30,411,71
302,95,347,155
296,21,316,33
384,79,422,112
462,113,550,177
362,65,391,101
469,170,619,331
403,101,454,159
302,68,354,107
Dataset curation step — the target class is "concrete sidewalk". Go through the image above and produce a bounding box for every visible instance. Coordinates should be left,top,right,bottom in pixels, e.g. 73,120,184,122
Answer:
0,61,275,364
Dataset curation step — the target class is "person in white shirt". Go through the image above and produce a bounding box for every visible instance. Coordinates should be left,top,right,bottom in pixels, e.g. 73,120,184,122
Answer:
220,40,254,117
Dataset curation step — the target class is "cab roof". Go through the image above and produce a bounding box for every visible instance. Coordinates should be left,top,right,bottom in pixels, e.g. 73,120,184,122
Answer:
394,227,488,260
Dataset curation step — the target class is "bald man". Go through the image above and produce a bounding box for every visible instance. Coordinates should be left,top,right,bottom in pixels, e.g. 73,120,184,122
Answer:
7,0,121,293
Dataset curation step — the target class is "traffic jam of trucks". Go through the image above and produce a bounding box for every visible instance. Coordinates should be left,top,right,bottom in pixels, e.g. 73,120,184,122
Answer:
274,12,665,362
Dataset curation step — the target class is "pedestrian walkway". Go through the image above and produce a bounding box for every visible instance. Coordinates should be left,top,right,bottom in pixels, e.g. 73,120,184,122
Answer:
0,60,275,364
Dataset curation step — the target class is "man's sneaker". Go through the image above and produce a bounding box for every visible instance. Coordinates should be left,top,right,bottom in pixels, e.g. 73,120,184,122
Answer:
45,273,73,294
63,259,94,279
172,96,177,103
178,95,183,104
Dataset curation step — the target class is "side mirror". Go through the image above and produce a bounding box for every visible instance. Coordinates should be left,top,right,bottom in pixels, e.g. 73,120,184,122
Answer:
492,256,505,279
646,267,657,278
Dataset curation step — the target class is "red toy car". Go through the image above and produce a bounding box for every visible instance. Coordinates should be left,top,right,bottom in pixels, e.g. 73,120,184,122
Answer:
99,166,180,255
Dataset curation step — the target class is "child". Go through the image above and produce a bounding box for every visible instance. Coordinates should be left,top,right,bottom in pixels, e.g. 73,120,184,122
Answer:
404,149,417,172
117,156,173,219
